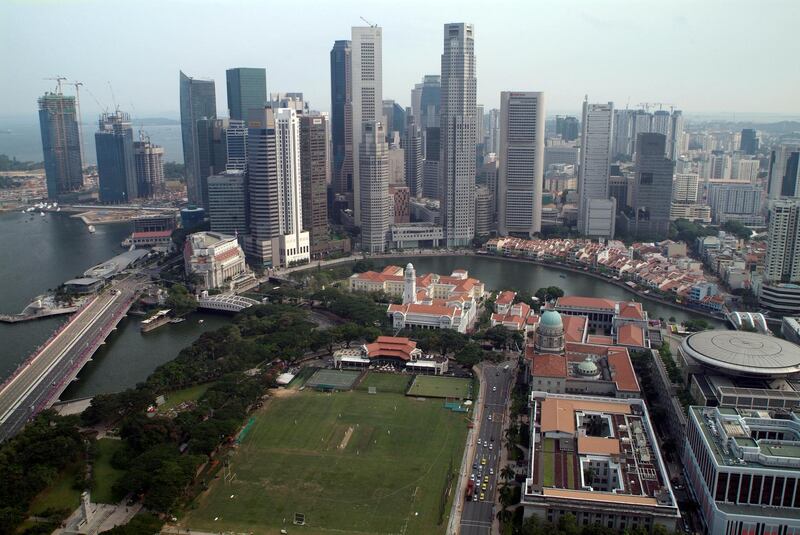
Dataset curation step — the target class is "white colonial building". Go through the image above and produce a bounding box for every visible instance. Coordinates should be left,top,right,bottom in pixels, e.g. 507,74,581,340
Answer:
183,231,253,290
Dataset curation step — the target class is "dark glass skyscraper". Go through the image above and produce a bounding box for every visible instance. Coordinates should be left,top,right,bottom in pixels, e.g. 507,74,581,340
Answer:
300,114,330,255
179,71,216,208
225,68,267,122
96,111,137,203
38,92,84,198
330,40,351,196
631,133,674,237
740,128,759,155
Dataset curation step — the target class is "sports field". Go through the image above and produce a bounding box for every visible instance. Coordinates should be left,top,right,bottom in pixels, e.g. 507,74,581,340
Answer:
356,371,412,394
407,375,472,399
305,368,361,390
181,388,468,534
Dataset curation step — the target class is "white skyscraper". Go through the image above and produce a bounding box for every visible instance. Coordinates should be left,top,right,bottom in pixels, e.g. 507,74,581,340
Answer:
760,198,800,312
273,108,310,266
497,91,545,237
359,121,389,253
578,99,615,238
440,22,477,247
351,25,383,225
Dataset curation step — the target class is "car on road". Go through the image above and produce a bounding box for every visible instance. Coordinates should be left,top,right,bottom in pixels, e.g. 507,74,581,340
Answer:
489,443,493,450
488,414,492,421
481,457,486,465
489,468,494,475
492,386,497,391
470,474,475,481
479,492,485,500
473,493,479,501
481,483,487,491
473,462,477,469
483,475,489,483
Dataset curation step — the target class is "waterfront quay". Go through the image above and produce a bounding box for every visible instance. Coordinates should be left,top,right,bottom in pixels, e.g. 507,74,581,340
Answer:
0,276,144,442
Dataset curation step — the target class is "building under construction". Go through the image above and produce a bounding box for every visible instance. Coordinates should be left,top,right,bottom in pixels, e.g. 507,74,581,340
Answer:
38,91,84,198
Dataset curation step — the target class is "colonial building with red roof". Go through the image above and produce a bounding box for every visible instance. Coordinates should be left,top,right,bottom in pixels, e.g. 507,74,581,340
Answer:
333,335,448,374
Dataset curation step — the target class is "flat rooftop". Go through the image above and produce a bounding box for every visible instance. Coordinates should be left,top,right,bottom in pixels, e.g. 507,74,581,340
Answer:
529,395,673,506
682,331,800,377
690,406,800,472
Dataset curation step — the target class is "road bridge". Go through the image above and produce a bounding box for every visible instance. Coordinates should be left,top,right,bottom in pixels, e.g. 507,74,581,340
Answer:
196,293,260,313
0,277,143,442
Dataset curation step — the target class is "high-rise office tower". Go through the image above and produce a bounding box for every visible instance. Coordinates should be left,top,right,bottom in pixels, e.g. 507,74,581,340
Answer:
612,109,634,160
440,22,477,247
224,120,248,172
669,110,684,160
351,25,383,225
631,133,674,237
381,100,405,140
208,170,247,235
767,143,800,200
38,92,84,198
476,103,485,153
196,117,228,207
225,68,267,122
411,75,442,130
760,199,800,311
578,100,615,237
556,115,579,142
96,111,137,203
244,107,310,267
179,71,216,208
474,184,494,236
497,91,545,237
300,113,330,255
330,40,352,197
672,173,700,204
631,110,652,155
780,152,800,198
486,108,500,155
651,110,671,137
422,127,440,199
359,121,389,253
133,132,165,198
707,150,731,180
404,112,424,198
740,128,759,155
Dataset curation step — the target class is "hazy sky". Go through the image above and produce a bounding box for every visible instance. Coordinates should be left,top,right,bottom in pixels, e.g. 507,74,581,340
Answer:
1,0,798,121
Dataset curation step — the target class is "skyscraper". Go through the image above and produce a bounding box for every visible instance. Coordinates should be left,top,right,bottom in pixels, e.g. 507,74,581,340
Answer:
631,133,674,237
133,132,165,198
422,127,440,199
359,121,389,253
760,198,800,312
440,22,477,247
497,91,545,237
556,115,579,142
208,170,247,235
38,92,84,198
351,25,383,225
612,108,634,160
196,117,228,207
300,113,330,256
739,128,759,155
404,112,424,198
767,144,799,200
224,120,248,172
179,71,216,208
330,40,351,197
669,110,684,160
96,111,137,203
243,107,309,267
225,67,267,122
578,100,615,237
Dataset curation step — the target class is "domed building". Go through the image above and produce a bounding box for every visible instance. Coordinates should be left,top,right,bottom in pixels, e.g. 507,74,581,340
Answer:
575,357,600,378
534,309,565,354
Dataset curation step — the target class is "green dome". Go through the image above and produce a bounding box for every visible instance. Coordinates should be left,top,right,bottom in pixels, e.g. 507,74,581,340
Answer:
577,357,599,376
539,309,563,329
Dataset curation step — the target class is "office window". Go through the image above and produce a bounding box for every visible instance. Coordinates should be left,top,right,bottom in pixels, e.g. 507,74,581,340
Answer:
640,172,654,185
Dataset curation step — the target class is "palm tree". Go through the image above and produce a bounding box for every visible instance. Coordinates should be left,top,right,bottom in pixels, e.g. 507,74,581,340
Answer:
500,464,515,483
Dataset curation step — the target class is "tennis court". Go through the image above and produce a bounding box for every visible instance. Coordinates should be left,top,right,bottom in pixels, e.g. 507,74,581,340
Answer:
305,369,361,391
407,375,472,399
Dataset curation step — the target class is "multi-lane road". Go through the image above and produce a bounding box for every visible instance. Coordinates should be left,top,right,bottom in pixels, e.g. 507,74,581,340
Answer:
459,360,516,535
0,276,143,441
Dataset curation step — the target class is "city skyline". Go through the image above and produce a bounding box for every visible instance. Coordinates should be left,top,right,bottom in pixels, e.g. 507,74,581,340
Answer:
3,0,799,122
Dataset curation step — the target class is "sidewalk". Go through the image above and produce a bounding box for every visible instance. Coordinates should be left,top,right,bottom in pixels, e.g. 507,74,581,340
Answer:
447,364,486,535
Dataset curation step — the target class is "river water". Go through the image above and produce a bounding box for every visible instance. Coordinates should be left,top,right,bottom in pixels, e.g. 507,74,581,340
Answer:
0,211,226,399
0,211,722,399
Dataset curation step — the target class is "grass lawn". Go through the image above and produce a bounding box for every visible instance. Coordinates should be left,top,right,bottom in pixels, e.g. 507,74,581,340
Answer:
92,439,126,504
158,382,214,413
356,371,412,394
288,366,318,388
542,438,555,487
28,463,82,515
181,388,468,535
407,375,472,399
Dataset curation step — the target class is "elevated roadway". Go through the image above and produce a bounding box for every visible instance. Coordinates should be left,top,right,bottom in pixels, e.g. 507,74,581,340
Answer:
0,276,143,442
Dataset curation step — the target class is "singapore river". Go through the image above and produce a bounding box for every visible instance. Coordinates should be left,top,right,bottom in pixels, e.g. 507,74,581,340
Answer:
0,210,722,400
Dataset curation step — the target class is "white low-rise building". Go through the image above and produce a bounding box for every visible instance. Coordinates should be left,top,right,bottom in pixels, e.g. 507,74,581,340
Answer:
184,231,251,290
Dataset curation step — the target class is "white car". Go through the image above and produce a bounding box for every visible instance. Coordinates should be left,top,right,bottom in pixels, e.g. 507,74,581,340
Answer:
489,443,493,450
492,386,497,391
470,473,475,481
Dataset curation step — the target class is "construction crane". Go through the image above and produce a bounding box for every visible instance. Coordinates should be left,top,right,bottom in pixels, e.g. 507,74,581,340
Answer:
360,16,377,27
44,76,67,94
637,102,677,113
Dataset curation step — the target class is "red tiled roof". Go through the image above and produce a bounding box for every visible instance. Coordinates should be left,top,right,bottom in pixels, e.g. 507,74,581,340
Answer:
496,291,516,305
562,315,587,343
586,335,614,346
607,350,640,392
556,296,616,311
365,336,418,361
617,301,645,320
387,303,461,317
532,354,567,378
617,324,645,347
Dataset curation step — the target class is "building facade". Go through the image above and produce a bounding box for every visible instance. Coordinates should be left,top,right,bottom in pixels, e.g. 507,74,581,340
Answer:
359,121,389,253
225,67,267,122
183,231,249,290
96,111,137,203
351,26,383,225
207,170,247,236
440,23,477,247
179,71,216,208
38,92,84,198
630,133,674,237
133,132,165,198
300,113,330,256
330,40,351,197
578,100,615,238
497,91,545,237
